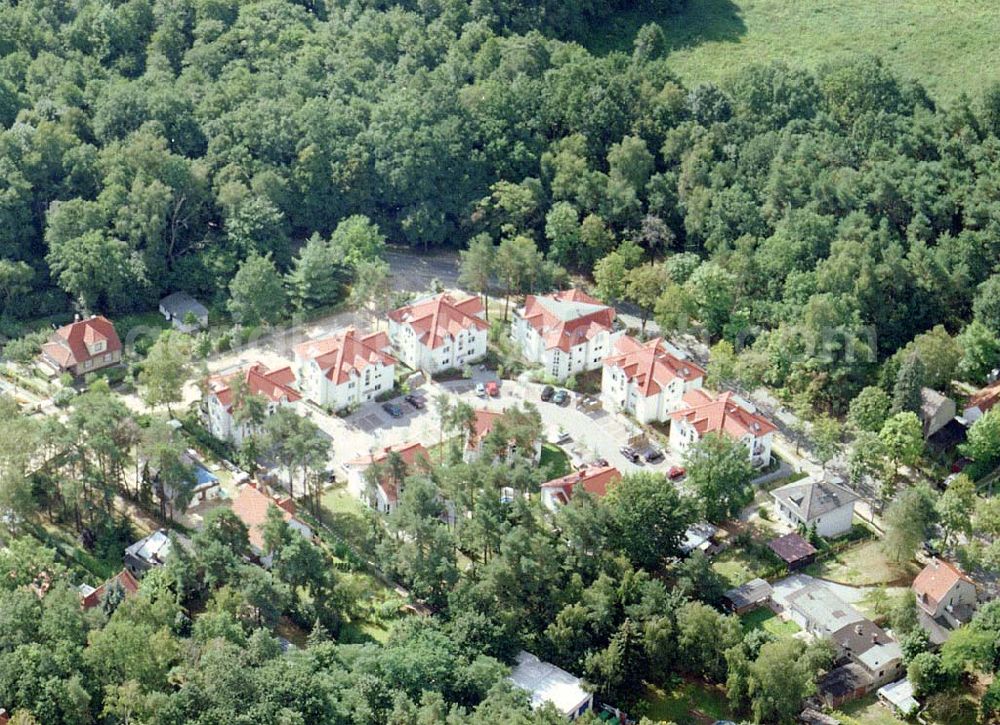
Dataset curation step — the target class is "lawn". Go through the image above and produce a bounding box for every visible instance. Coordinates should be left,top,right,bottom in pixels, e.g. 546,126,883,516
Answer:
740,607,800,638
540,443,571,477
319,487,380,560
577,0,1000,104
805,540,920,587
642,680,732,724
831,693,909,725
711,541,781,587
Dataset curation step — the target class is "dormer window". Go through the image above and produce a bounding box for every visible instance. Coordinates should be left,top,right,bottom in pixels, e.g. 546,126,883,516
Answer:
88,340,106,354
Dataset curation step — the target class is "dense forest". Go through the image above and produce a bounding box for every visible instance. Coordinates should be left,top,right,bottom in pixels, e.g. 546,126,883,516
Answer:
4,0,1000,412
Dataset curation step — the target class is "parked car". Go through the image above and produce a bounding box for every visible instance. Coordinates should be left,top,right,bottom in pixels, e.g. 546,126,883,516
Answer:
548,426,571,444
552,389,569,405
668,466,686,480
381,402,403,418
592,458,609,467
619,445,640,463
644,448,664,463
404,394,424,409
540,385,555,402
485,380,499,397
475,382,486,397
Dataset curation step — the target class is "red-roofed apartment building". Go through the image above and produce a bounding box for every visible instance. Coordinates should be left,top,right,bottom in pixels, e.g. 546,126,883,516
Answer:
912,559,977,627
293,327,396,410
512,289,621,382
387,292,489,374
204,363,301,445
668,389,776,467
601,335,705,423
231,484,312,566
41,315,122,377
540,465,621,512
343,442,431,513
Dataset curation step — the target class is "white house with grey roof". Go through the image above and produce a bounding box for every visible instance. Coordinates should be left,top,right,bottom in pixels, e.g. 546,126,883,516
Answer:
771,475,858,538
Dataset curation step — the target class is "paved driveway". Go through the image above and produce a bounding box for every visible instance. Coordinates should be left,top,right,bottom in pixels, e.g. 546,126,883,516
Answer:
771,573,867,611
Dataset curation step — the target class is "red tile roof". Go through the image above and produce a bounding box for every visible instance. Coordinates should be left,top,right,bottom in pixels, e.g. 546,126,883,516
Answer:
520,289,615,353
966,381,1000,415
541,465,621,503
768,532,817,564
41,315,121,369
670,390,776,440
913,559,973,608
347,442,431,504
231,484,301,552
207,363,301,412
467,409,504,451
293,327,395,385
605,336,705,397
388,293,488,350
81,569,140,610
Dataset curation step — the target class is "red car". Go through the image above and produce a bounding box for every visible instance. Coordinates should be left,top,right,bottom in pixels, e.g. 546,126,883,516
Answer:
668,466,686,480
485,380,500,397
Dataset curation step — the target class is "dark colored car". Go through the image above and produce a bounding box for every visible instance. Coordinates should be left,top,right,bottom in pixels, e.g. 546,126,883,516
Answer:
668,466,686,480
540,385,555,402
592,458,609,467
381,402,403,418
644,448,664,463
404,394,424,409
619,445,640,463
552,389,569,405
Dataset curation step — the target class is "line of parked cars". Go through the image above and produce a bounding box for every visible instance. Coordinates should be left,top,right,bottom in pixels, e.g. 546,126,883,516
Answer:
540,385,570,405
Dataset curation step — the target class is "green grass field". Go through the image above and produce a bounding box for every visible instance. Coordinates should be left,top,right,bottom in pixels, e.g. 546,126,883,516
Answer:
582,0,1000,103
540,443,572,477
740,607,801,638
805,540,919,587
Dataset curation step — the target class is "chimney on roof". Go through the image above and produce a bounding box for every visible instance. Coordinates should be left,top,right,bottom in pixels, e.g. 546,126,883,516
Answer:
74,313,80,322
855,624,864,636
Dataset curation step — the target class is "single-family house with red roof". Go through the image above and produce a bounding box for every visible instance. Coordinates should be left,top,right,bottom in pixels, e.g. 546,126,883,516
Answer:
912,559,977,628
512,289,621,382
41,315,122,377
79,569,140,610
540,465,621,511
293,327,396,410
343,442,431,513
204,363,301,445
668,389,776,467
463,408,542,464
387,292,489,374
962,380,1000,424
601,335,705,423
231,484,312,566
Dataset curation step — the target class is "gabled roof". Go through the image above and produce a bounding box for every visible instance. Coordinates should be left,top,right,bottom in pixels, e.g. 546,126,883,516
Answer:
467,409,504,450
771,476,859,521
519,289,615,352
670,389,776,440
966,380,1000,414
388,293,488,349
540,465,621,504
81,569,140,610
159,291,208,319
768,532,818,565
920,388,953,420
346,442,431,504
831,618,897,661
41,315,122,368
912,559,974,607
293,327,395,385
207,363,300,412
604,335,705,397
231,484,301,553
